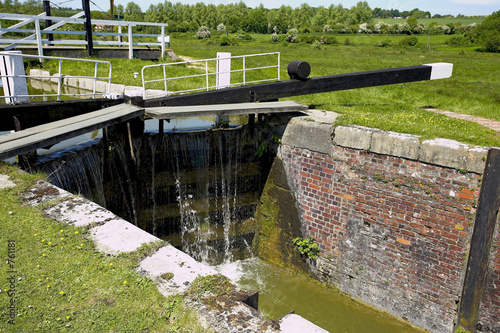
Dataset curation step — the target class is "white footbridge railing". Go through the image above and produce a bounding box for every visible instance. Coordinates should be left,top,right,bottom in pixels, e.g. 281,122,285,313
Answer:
0,12,169,59
0,51,112,104
141,52,280,99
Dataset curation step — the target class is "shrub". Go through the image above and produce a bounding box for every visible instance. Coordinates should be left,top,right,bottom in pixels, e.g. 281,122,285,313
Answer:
298,35,316,44
271,32,278,42
446,36,470,47
321,35,337,45
217,23,226,33
219,36,238,46
311,40,322,49
476,10,500,52
399,36,418,46
195,26,210,39
287,28,299,43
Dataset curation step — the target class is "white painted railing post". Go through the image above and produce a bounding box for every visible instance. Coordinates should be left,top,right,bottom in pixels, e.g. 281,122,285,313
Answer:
0,51,29,104
128,24,133,59
216,52,231,125
34,18,44,59
161,25,165,57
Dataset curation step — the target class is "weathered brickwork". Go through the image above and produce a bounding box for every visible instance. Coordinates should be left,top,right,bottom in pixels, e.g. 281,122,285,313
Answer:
477,220,500,333
280,144,481,333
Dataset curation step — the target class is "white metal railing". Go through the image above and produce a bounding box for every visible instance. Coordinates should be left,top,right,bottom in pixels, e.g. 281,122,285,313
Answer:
0,52,112,104
141,52,280,99
0,12,169,59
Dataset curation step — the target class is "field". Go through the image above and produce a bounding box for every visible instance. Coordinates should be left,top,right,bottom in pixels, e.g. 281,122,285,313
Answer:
39,32,500,147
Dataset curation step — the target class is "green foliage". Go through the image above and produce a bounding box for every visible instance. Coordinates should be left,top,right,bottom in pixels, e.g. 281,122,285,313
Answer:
218,35,238,46
292,235,320,259
255,141,268,158
399,36,419,46
195,26,210,39
476,10,500,52
188,274,234,300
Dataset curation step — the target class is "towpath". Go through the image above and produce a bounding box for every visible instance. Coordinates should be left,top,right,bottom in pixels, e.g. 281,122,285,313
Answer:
425,108,500,132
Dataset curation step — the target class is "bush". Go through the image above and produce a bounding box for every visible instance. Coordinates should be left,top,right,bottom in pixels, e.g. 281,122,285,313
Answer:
321,35,337,45
446,36,470,47
218,36,238,46
375,40,393,47
298,35,316,44
476,10,500,52
195,26,210,39
311,40,322,49
399,36,418,46
287,28,299,43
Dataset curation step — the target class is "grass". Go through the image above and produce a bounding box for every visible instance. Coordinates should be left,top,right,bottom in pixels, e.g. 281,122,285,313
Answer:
30,32,500,147
0,162,206,332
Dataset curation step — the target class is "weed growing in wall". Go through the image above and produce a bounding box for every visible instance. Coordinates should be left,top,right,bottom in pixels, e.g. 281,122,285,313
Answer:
292,235,320,259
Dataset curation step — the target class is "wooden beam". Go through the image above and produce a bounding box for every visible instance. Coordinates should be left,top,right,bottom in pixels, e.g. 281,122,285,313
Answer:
142,63,452,108
145,101,308,119
0,104,143,160
457,148,500,331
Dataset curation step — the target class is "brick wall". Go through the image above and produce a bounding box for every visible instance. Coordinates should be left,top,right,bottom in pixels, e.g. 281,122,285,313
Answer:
279,143,481,332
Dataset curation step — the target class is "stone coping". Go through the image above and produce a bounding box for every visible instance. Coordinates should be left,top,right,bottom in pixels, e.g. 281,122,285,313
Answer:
281,113,491,174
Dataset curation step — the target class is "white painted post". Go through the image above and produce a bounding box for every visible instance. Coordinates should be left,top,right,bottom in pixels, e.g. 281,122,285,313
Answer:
216,52,231,125
34,18,44,59
0,51,29,104
128,24,133,59
161,25,165,57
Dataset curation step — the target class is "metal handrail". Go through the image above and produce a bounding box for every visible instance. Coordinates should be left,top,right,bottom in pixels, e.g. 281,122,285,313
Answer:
0,52,112,104
141,52,280,99
0,12,169,59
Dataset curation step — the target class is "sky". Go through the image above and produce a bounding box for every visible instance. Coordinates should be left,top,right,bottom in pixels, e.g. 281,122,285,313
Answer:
63,0,499,17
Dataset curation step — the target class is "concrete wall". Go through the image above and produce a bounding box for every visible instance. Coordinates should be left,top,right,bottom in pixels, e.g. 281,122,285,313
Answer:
271,115,499,332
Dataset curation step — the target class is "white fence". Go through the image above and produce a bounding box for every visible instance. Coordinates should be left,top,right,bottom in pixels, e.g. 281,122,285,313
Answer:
141,52,280,99
0,12,169,59
0,51,112,104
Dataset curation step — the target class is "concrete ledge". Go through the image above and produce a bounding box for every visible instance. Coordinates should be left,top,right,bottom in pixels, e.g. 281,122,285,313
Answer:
330,125,489,174
333,125,374,151
420,139,470,171
137,245,218,296
44,196,118,227
371,131,420,160
282,119,333,155
279,313,328,333
90,219,160,255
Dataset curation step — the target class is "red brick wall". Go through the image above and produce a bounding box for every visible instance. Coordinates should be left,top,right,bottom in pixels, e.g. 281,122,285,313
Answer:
280,144,481,332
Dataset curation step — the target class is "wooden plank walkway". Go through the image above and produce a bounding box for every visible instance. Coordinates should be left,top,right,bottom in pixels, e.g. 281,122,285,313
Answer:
144,101,308,119
0,103,143,160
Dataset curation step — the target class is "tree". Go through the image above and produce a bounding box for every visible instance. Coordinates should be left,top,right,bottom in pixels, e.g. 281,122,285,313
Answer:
475,10,500,52
124,2,143,22
349,1,372,25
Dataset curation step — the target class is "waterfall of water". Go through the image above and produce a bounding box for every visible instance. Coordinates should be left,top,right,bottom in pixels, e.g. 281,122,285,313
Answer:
167,130,247,264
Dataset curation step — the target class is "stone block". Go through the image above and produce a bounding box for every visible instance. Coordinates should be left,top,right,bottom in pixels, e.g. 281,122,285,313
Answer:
63,76,79,88
281,120,333,154
109,83,126,94
420,138,469,170
333,125,374,150
90,219,160,255
371,131,420,160
94,80,109,93
466,146,488,174
78,78,93,91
